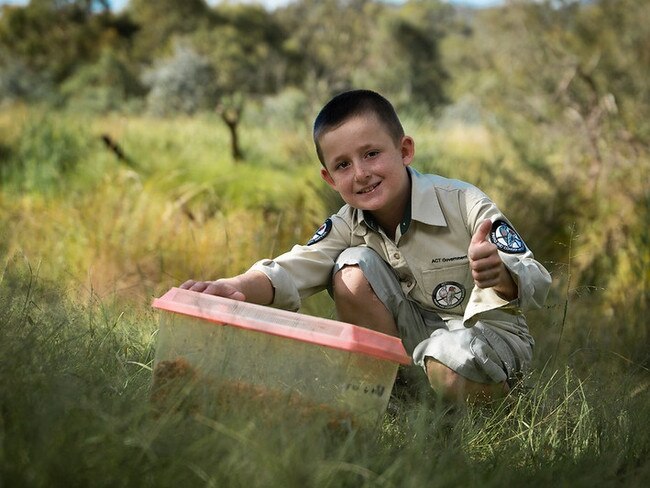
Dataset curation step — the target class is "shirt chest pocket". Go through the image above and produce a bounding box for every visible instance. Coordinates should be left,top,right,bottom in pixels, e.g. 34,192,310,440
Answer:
418,262,472,312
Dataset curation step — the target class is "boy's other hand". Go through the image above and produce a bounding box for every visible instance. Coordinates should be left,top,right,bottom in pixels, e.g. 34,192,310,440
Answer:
468,219,518,300
179,279,246,301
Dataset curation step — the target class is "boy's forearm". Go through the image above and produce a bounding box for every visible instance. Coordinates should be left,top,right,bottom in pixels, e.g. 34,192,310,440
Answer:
232,270,275,305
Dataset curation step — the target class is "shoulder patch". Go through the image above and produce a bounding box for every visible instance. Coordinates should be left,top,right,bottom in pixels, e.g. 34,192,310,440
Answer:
490,220,527,254
307,218,332,246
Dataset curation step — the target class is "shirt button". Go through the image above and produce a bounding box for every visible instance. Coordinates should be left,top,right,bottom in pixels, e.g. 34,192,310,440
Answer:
406,280,413,287
393,252,400,260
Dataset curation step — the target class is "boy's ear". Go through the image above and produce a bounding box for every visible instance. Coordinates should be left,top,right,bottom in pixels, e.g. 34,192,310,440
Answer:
401,136,415,166
320,167,336,188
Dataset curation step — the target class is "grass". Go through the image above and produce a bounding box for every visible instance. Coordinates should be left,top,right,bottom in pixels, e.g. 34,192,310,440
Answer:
1,261,648,487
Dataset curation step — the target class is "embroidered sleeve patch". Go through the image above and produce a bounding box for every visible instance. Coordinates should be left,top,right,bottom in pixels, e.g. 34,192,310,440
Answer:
490,220,527,254
307,218,332,245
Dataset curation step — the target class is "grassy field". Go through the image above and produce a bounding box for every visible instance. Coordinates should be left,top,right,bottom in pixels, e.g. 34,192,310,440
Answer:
0,105,648,486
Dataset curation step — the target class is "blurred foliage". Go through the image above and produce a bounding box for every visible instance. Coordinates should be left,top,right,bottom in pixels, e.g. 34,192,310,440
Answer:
142,43,217,116
0,0,451,113
127,0,211,60
0,0,137,84
0,110,327,307
0,54,55,104
61,48,145,113
0,113,95,193
191,3,289,95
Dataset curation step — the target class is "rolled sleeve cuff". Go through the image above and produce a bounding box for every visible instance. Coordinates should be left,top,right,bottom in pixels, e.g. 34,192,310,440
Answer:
249,259,301,311
502,256,552,311
463,286,515,325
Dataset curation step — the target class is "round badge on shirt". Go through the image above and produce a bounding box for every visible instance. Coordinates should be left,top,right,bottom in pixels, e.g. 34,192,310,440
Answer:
490,220,527,254
432,281,466,309
307,218,332,245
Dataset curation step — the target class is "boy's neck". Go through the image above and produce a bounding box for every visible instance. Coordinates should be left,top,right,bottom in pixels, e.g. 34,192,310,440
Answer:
368,178,412,241
372,207,405,241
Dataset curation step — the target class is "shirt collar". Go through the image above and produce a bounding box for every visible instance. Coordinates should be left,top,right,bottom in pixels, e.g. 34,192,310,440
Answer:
408,167,448,227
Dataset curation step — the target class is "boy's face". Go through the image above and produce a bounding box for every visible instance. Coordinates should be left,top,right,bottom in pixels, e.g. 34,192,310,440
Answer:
319,115,414,217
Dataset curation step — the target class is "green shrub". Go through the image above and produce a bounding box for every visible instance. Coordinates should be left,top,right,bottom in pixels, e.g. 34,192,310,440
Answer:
60,49,145,115
0,55,55,104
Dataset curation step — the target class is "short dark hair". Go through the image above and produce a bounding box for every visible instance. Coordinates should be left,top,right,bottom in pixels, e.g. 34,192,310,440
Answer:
313,89,405,166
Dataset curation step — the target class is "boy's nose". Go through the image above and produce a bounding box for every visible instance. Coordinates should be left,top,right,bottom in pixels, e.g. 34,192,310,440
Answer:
353,163,370,181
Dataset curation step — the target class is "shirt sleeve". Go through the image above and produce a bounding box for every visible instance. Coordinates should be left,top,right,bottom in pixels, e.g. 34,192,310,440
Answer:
462,191,552,321
248,214,353,311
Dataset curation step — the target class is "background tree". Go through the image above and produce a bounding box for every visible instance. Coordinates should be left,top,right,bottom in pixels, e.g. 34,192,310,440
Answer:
277,0,378,95
276,0,450,113
0,53,54,104
0,0,138,104
190,3,292,161
354,0,451,112
127,0,211,60
61,48,145,113
0,0,129,83
142,43,217,116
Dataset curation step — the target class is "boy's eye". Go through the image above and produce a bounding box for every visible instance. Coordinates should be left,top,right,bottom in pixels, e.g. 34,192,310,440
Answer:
336,161,350,170
366,150,379,158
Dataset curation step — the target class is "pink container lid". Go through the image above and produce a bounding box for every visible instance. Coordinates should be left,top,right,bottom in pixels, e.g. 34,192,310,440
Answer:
152,287,411,365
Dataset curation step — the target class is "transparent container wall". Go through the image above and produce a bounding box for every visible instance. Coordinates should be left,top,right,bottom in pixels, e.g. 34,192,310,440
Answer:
153,312,400,425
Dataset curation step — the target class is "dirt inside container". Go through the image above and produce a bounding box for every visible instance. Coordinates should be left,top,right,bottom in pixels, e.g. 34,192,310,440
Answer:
150,357,361,429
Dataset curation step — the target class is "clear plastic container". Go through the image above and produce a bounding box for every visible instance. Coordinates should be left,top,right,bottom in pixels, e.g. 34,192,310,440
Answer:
151,287,411,425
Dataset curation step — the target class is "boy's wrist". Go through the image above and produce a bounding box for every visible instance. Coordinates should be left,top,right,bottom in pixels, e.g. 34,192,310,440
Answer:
236,270,275,305
493,267,518,301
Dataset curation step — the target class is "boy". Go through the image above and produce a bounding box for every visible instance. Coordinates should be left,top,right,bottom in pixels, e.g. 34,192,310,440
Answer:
181,90,552,403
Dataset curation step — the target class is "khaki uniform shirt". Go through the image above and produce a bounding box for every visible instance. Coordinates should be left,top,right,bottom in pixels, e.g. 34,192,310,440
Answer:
250,168,551,325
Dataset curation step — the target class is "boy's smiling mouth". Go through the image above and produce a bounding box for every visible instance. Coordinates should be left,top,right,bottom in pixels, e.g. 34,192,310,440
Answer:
357,182,381,194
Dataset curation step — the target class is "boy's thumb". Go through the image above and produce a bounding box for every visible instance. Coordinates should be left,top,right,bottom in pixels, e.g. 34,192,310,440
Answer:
228,290,246,302
471,219,493,244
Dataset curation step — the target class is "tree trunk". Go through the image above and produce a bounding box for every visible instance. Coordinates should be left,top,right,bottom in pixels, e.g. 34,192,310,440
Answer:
217,99,244,162
223,116,243,162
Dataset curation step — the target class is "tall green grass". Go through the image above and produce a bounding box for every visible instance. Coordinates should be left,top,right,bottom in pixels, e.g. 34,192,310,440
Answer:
1,258,648,487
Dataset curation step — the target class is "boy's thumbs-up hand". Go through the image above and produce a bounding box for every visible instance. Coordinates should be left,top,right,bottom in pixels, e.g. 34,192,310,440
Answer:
468,219,499,288
471,219,493,247
468,219,518,300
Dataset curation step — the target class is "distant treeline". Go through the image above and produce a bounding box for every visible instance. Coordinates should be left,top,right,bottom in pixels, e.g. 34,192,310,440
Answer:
0,0,451,116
